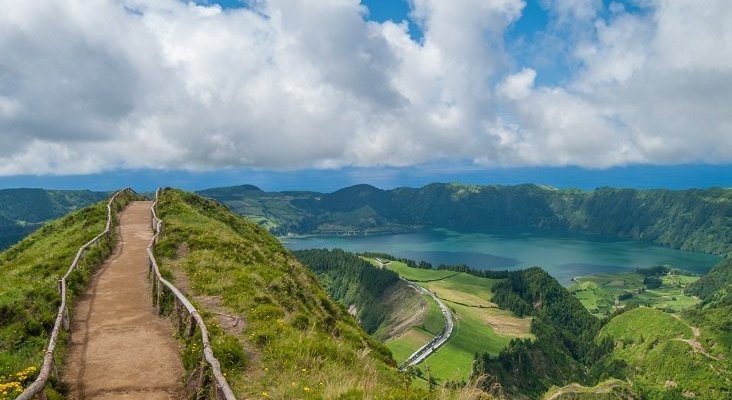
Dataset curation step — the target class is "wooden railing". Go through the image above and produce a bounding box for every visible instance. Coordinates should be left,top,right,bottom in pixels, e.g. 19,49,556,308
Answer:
17,188,136,400
148,189,236,400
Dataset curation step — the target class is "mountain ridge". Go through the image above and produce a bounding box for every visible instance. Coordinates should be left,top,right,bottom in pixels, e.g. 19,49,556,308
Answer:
0,188,109,249
199,183,732,255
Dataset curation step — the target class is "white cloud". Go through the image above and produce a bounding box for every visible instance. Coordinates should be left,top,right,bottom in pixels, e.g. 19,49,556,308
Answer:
498,68,537,100
0,0,730,175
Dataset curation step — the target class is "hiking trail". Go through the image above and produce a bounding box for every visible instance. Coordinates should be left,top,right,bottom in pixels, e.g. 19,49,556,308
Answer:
63,201,184,399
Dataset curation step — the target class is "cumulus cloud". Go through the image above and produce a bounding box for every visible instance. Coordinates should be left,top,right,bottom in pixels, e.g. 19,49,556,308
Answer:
0,0,730,175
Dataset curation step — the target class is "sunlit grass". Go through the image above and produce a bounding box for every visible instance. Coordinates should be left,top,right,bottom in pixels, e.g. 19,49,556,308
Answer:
0,191,139,397
155,189,444,399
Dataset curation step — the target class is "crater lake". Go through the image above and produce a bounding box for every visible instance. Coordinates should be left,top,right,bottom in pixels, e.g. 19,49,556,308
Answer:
280,229,722,285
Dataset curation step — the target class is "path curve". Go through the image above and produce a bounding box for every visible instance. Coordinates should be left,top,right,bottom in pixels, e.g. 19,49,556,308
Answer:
63,201,184,399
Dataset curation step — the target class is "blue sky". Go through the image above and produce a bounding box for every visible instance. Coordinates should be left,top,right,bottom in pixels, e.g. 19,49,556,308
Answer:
1,0,730,191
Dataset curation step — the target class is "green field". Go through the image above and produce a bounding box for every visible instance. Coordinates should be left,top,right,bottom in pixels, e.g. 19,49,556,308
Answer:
419,304,516,382
371,259,457,281
569,270,700,317
366,258,532,384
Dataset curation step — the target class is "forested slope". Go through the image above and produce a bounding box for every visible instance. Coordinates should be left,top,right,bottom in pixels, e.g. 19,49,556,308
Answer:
0,188,107,249
293,248,406,338
473,268,612,398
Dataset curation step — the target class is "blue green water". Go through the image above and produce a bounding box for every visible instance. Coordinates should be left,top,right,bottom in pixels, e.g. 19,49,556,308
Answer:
280,229,722,285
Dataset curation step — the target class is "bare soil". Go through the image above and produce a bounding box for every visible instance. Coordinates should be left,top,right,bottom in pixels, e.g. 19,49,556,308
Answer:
63,202,185,399
382,282,428,340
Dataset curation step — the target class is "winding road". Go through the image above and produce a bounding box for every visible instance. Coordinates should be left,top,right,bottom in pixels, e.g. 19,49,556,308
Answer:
400,278,455,368
373,258,455,369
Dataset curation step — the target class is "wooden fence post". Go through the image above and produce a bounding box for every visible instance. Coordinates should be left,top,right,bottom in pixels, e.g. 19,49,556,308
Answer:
188,315,196,338
62,306,70,331
197,358,208,400
156,277,162,314
152,276,158,306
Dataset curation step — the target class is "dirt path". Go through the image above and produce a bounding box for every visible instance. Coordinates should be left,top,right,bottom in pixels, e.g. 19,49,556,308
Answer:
63,202,184,399
671,314,720,361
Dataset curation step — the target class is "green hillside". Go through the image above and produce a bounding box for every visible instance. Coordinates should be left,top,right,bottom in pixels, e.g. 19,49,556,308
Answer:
0,190,139,396
597,307,732,399
0,188,108,249
542,379,639,400
201,183,732,255
154,189,469,399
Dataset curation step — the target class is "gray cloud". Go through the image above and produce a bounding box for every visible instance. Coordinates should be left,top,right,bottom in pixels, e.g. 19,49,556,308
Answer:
0,0,729,175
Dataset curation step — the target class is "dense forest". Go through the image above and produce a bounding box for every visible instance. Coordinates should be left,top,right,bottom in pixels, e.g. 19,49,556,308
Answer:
201,183,732,255
474,268,613,397
293,248,401,333
688,256,732,307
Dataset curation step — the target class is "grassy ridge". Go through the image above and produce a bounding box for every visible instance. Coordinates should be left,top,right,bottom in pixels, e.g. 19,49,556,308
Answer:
154,190,436,399
542,379,638,400
0,190,139,398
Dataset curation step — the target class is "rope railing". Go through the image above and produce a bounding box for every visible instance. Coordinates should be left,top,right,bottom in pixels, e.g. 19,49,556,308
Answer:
148,188,236,400
17,188,136,400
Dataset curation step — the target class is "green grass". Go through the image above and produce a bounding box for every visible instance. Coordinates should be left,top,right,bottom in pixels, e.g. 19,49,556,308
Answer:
569,271,701,317
0,191,139,399
386,329,432,363
599,307,732,399
421,273,498,307
380,261,457,281
370,257,532,384
419,304,513,383
155,190,436,399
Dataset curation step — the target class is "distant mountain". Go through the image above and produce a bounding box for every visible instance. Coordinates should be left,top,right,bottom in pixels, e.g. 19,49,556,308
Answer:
0,188,108,249
199,183,732,255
